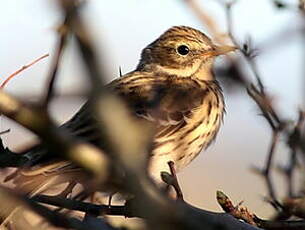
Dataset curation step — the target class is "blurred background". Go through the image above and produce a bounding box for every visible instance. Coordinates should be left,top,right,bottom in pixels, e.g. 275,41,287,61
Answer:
0,0,303,218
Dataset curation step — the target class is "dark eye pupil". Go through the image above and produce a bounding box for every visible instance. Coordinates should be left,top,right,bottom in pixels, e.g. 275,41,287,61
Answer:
177,45,189,55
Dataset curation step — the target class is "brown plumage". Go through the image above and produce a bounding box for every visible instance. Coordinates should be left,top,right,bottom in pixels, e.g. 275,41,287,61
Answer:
9,26,235,194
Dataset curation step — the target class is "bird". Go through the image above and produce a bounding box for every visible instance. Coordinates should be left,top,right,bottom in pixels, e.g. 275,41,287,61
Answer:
8,26,235,195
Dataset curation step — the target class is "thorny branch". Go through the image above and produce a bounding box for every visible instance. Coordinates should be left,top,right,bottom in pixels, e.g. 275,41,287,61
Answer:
184,0,305,228
224,1,265,92
224,2,305,226
223,0,305,207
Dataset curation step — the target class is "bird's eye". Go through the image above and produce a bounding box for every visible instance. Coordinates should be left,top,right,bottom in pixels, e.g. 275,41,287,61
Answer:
177,45,190,55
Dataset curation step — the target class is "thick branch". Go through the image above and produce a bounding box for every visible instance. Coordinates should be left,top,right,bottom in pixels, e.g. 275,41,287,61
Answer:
0,90,110,182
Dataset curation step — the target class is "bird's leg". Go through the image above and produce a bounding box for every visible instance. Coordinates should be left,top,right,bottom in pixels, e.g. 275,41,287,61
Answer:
161,161,184,201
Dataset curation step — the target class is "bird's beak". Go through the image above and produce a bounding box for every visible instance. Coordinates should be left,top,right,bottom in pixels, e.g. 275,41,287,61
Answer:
203,45,237,57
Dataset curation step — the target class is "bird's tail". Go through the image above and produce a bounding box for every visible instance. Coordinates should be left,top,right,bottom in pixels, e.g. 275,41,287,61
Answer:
1,146,84,229
9,160,82,196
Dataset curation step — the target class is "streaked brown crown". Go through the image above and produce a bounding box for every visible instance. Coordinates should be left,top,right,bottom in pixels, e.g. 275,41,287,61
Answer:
137,26,215,70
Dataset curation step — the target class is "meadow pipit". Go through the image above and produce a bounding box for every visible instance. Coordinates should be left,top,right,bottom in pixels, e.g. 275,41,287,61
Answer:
10,26,235,193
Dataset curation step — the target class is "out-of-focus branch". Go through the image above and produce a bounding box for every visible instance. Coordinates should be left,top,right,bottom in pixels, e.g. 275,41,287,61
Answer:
25,197,108,230
300,0,305,157
58,0,104,94
254,218,305,230
0,90,110,182
0,89,113,228
43,14,70,105
0,186,115,230
0,138,29,168
182,0,228,44
31,194,129,217
282,196,305,219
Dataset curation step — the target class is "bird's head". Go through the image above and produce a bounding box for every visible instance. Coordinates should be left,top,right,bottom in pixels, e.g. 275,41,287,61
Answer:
137,26,236,79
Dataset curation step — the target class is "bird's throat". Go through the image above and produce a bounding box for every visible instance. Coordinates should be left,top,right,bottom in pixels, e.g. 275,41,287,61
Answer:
155,60,214,80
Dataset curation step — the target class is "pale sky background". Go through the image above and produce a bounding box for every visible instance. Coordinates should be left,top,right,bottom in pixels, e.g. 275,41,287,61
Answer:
0,0,304,218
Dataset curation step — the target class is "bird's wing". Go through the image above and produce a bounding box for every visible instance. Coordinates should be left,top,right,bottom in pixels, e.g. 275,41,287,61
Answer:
63,72,209,144
108,72,210,140
9,161,82,195
7,72,209,194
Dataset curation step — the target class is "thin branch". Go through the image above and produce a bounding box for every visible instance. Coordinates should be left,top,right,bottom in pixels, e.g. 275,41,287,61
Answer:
283,110,305,197
24,194,117,230
31,194,128,217
264,130,280,201
0,54,49,89
248,82,284,208
247,85,279,132
224,1,265,92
